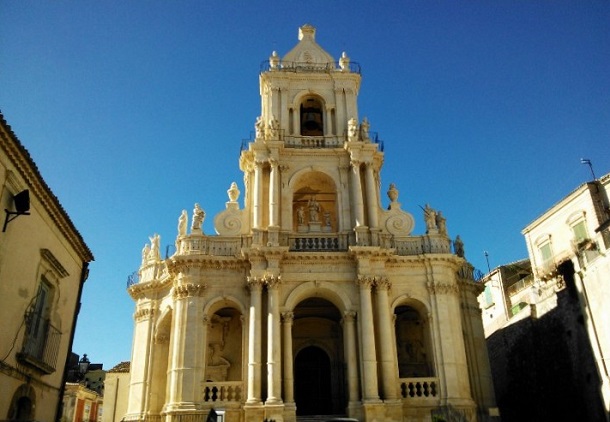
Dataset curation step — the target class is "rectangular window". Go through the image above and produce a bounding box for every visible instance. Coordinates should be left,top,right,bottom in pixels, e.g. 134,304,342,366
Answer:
539,243,552,264
484,285,494,307
572,221,588,243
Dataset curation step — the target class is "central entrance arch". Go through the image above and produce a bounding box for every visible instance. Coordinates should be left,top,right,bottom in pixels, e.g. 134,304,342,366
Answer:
294,346,332,415
292,297,347,416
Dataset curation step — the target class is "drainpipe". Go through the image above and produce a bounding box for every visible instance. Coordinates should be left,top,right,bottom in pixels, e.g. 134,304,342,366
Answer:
55,261,90,422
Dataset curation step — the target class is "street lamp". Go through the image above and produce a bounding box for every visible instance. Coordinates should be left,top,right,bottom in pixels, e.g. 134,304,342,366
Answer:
78,354,90,380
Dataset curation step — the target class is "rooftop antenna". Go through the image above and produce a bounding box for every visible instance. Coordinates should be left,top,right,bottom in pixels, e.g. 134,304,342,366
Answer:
580,158,596,180
484,251,491,273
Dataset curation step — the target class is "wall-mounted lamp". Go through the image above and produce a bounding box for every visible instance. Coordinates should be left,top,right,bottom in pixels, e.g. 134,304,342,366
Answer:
3,189,30,232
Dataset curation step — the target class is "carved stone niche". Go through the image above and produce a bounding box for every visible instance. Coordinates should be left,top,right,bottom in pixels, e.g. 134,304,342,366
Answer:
205,314,232,381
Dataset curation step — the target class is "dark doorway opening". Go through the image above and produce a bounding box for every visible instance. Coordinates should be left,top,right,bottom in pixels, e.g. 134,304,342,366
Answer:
294,346,333,415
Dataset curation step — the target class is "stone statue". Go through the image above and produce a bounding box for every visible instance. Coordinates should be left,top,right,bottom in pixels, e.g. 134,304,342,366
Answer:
324,212,331,227
348,117,358,141
178,210,187,236
192,203,205,232
255,116,264,139
436,211,446,235
268,116,279,139
339,51,350,71
454,235,465,257
424,204,437,232
141,243,150,265
297,206,305,225
308,197,320,222
148,234,160,261
269,50,280,69
360,117,370,141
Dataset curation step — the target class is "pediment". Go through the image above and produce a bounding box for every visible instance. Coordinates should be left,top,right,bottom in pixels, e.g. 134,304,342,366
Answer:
283,25,335,66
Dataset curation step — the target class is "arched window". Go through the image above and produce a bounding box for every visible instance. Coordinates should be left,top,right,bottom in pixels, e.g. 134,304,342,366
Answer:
300,97,324,136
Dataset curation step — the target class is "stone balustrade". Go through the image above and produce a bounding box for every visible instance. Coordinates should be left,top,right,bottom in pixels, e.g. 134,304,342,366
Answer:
202,381,244,403
178,236,244,256
398,377,439,399
394,236,452,256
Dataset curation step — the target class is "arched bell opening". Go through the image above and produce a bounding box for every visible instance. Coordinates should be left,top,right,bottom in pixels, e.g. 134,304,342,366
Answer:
394,304,435,378
292,298,346,416
300,97,324,136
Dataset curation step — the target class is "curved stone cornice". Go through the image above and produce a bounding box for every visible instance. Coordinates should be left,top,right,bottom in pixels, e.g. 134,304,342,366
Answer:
169,256,249,272
457,278,485,295
172,283,206,299
282,252,352,264
128,277,172,299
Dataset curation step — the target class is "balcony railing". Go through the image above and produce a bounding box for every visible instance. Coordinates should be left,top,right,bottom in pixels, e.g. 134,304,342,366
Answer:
260,59,361,74
202,381,244,403
399,377,439,399
289,233,349,251
17,314,61,374
178,236,244,257
284,135,344,149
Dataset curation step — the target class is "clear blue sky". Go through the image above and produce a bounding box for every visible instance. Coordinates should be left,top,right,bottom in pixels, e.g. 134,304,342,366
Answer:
2,1,609,368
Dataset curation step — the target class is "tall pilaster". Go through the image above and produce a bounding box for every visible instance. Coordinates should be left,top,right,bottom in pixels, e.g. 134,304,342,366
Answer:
253,160,264,230
246,277,264,404
282,311,295,404
165,282,206,412
265,275,283,404
126,306,155,417
364,161,379,229
269,159,280,228
350,160,366,227
374,277,398,400
356,275,380,401
342,310,359,405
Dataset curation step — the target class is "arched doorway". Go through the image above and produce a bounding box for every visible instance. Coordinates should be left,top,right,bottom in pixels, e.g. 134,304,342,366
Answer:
292,297,346,416
294,346,332,415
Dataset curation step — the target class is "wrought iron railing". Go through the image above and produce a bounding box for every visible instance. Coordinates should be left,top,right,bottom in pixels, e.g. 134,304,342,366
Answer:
17,314,61,374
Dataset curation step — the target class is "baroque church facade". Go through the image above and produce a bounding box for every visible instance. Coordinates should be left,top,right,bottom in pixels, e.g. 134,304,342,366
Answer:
124,26,497,422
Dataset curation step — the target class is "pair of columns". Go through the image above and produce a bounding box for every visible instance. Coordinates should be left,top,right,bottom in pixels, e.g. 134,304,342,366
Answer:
252,159,280,232
245,275,398,406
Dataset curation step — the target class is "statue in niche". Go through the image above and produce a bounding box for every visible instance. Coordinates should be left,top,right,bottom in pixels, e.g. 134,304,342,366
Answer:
192,203,205,232
454,235,465,257
436,211,446,235
178,210,187,236
297,206,305,225
308,197,320,222
347,117,358,141
255,116,264,139
424,204,437,232
360,117,370,141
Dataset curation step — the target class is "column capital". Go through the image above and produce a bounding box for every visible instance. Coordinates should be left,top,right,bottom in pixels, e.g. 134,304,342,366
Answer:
281,311,294,324
264,274,282,289
374,276,391,290
269,158,279,168
356,275,375,289
173,283,206,299
342,310,357,324
247,276,265,291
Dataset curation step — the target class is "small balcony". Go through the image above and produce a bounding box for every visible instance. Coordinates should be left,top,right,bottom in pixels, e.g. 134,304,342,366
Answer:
17,313,61,374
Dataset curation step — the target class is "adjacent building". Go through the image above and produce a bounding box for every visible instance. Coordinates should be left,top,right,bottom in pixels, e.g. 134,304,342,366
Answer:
0,113,94,421
479,172,610,421
124,26,497,422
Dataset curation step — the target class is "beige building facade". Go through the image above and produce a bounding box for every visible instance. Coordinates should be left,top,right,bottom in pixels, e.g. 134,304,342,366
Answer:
124,26,497,422
0,113,94,421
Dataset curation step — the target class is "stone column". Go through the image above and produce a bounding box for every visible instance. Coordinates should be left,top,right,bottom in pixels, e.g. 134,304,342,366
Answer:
357,276,380,401
266,276,282,404
166,282,206,411
342,310,359,405
350,160,366,227
126,306,155,417
253,160,264,230
282,311,295,404
374,277,398,400
269,159,280,228
325,107,332,136
246,277,264,404
364,162,379,229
